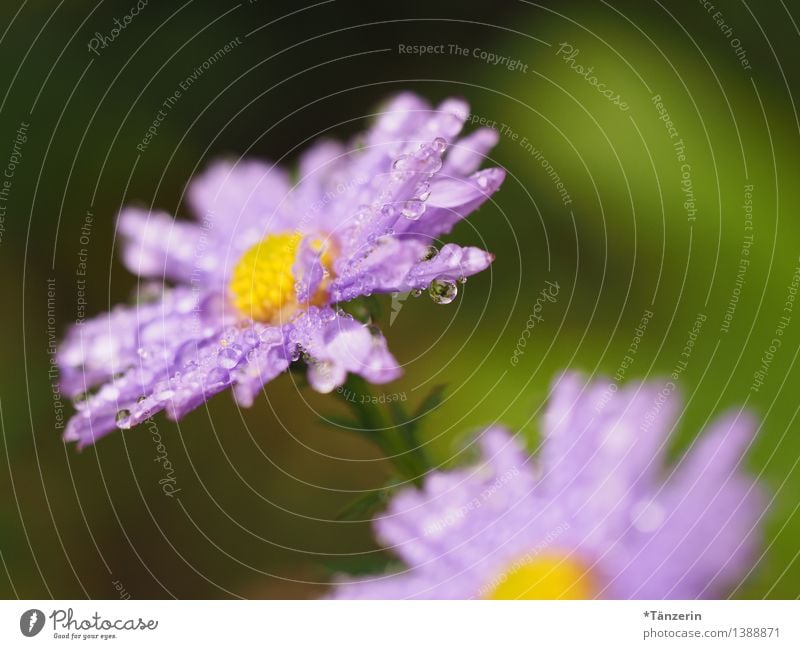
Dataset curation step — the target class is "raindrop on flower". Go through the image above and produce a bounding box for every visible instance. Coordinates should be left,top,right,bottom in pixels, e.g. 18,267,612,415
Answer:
116,409,132,428
422,245,438,261
411,288,423,298
242,328,260,347
205,367,230,389
400,199,426,220
392,155,413,171
428,278,458,304
431,136,448,153
311,361,337,393
217,345,242,369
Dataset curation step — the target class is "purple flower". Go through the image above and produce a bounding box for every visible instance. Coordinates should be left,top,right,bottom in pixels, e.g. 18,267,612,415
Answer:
332,373,766,599
59,93,505,447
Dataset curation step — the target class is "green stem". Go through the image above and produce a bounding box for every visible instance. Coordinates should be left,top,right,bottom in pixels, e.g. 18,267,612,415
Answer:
335,375,427,487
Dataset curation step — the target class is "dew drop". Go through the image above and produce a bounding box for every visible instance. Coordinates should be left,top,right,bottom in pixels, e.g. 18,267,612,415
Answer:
116,409,132,428
392,155,413,171
400,199,426,220
242,328,260,347
205,367,230,389
422,245,439,261
432,137,448,153
411,288,423,298
428,278,458,305
311,361,337,394
217,345,242,369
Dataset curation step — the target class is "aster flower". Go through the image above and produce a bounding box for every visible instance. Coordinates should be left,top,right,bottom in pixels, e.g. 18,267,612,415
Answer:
332,373,766,599
59,93,505,447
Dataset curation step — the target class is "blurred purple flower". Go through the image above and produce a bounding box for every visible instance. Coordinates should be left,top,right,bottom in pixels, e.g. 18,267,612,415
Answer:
332,373,766,599
59,93,505,447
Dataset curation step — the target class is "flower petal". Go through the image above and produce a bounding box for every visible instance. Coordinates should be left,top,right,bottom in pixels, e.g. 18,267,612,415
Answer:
441,128,500,177
295,309,402,391
118,208,209,282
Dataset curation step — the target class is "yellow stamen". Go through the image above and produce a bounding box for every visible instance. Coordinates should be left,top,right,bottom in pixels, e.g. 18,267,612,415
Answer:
486,554,595,600
229,232,333,323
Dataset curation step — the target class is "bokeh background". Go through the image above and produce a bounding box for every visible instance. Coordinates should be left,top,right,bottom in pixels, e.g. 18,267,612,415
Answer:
1,0,798,598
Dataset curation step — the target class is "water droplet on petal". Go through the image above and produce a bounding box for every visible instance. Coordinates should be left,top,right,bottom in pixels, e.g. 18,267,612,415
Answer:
393,155,413,171
400,200,426,220
290,345,302,362
205,367,230,389
153,380,175,400
259,328,283,345
116,409,132,428
217,345,242,369
428,278,458,304
422,246,438,261
432,137,448,153
311,361,337,393
241,328,260,347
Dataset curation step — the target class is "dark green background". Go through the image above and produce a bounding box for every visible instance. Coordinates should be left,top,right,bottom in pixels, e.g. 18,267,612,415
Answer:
0,0,798,598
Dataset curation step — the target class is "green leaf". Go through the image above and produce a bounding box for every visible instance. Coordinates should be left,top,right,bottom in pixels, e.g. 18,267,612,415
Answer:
414,384,448,419
320,553,401,576
335,489,388,521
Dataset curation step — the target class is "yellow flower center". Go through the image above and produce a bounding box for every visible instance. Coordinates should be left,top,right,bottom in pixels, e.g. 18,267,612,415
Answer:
229,232,333,323
486,554,595,600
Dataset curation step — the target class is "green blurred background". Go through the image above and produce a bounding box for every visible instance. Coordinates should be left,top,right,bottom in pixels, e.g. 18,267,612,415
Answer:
1,0,798,598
